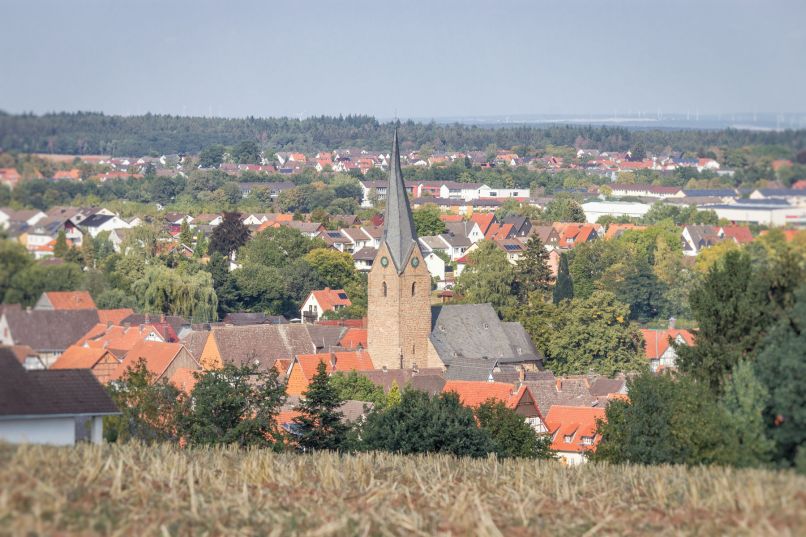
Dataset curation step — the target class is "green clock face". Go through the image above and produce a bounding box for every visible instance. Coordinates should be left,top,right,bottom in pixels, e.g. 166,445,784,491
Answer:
411,257,420,268
380,256,389,267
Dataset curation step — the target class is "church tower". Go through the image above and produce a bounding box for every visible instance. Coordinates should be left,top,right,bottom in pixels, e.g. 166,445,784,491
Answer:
367,129,432,369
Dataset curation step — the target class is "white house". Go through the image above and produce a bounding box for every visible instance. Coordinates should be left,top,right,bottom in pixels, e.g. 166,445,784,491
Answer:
581,201,652,223
80,213,132,238
0,347,119,445
300,288,352,323
424,251,447,285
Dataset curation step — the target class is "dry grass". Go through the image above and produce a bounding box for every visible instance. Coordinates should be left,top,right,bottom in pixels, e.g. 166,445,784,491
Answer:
1,443,804,536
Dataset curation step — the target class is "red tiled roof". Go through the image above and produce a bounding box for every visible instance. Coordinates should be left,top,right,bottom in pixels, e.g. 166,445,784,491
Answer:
439,214,464,222
295,351,374,379
639,328,695,359
51,346,113,370
442,380,520,408
310,288,351,312
721,225,753,244
604,224,646,240
470,213,496,235
545,406,606,452
110,340,185,381
43,291,96,310
97,308,135,325
338,328,367,349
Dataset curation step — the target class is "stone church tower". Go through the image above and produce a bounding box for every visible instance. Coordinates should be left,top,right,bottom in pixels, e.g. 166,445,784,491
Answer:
367,129,433,369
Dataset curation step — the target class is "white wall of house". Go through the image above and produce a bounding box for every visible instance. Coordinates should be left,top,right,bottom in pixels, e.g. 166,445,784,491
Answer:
582,201,652,223
424,252,446,282
0,417,76,445
555,450,587,466
300,295,323,322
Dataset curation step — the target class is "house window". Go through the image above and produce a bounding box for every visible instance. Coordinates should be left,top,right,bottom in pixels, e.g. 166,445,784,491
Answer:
581,436,594,446
382,282,387,297
411,282,416,296
564,434,574,443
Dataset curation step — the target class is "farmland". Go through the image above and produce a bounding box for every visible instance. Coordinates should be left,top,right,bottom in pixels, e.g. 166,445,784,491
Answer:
1,443,804,536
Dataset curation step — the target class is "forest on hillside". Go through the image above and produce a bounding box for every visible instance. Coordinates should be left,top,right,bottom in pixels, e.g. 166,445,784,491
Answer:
1,111,804,156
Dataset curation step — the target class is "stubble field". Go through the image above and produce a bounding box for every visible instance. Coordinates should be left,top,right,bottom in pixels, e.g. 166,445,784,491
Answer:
0,443,804,536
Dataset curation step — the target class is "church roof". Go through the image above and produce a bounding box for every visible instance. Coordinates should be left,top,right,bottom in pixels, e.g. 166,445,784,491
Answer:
382,128,419,272
429,304,544,367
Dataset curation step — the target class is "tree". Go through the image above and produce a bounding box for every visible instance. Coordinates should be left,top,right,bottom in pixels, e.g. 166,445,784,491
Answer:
675,251,768,394
721,360,775,467
199,144,225,168
754,286,806,466
412,205,447,236
209,211,249,257
0,241,32,300
542,193,585,223
359,389,492,457
515,236,553,302
593,372,737,466
53,229,69,258
304,248,358,290
544,291,644,375
476,400,553,459
552,252,573,303
179,363,287,448
240,226,323,268
232,140,261,164
628,143,646,161
179,219,193,246
293,361,348,451
615,259,668,322
4,262,84,306
456,241,517,315
132,265,218,322
329,371,386,407
105,359,182,443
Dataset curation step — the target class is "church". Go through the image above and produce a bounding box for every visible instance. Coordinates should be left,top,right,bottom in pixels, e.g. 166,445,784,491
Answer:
367,130,543,380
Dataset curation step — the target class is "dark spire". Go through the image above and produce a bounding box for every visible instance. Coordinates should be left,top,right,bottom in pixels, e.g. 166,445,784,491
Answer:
382,127,418,272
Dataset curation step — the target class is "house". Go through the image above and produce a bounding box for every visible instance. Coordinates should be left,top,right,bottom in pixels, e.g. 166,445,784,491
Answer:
553,223,602,248
51,346,121,384
340,227,374,252
34,291,97,311
300,288,351,323
603,224,647,240
423,251,447,284
197,324,346,371
469,213,497,236
285,351,374,396
0,168,23,189
356,367,446,395
319,230,350,251
640,328,695,372
681,225,724,256
110,340,199,383
501,216,532,238
191,213,223,227
80,213,132,238
0,347,119,445
0,306,100,366
352,246,378,272
581,201,652,223
442,380,547,432
545,405,606,465
0,207,46,228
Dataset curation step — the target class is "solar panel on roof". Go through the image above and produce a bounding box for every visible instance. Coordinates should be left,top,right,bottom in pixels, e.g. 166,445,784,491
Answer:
337,293,348,299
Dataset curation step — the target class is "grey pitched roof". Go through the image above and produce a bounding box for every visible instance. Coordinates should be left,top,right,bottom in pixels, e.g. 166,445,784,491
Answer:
356,368,445,395
180,330,210,360
210,324,346,371
0,348,119,417
2,306,100,352
444,355,500,381
80,214,114,228
352,247,378,261
429,304,542,365
588,377,627,397
222,312,288,326
382,129,419,272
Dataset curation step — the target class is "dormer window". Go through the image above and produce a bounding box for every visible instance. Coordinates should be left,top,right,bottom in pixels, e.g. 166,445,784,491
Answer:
581,436,594,446
564,434,574,443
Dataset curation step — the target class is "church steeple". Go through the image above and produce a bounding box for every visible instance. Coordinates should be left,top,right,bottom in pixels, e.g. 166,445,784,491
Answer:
382,127,418,272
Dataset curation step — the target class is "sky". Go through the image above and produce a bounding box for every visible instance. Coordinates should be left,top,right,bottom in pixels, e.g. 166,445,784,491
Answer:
1,0,805,119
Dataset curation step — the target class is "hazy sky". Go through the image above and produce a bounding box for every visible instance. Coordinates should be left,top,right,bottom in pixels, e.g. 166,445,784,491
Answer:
1,0,804,118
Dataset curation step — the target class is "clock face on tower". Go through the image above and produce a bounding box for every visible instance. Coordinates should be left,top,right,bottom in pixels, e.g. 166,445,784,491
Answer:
380,256,389,267
411,257,419,268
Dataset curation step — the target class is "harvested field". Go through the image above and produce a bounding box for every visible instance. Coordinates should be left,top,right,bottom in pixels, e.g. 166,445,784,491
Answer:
0,443,804,536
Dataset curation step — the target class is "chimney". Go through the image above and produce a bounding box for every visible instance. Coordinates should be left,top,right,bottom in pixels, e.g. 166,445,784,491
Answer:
518,367,525,383
668,317,676,330
556,379,562,391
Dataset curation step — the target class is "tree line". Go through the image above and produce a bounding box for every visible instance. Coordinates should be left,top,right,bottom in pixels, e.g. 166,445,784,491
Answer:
107,359,552,460
2,111,804,156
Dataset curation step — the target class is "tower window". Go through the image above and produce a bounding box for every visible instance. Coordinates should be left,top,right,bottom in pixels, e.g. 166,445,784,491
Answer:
382,282,387,297
411,282,416,296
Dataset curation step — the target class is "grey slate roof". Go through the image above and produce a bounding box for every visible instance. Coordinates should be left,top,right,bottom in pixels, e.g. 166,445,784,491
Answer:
0,348,119,417
2,306,100,352
357,368,446,395
208,324,346,371
382,129,419,272
444,355,500,381
429,304,543,365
